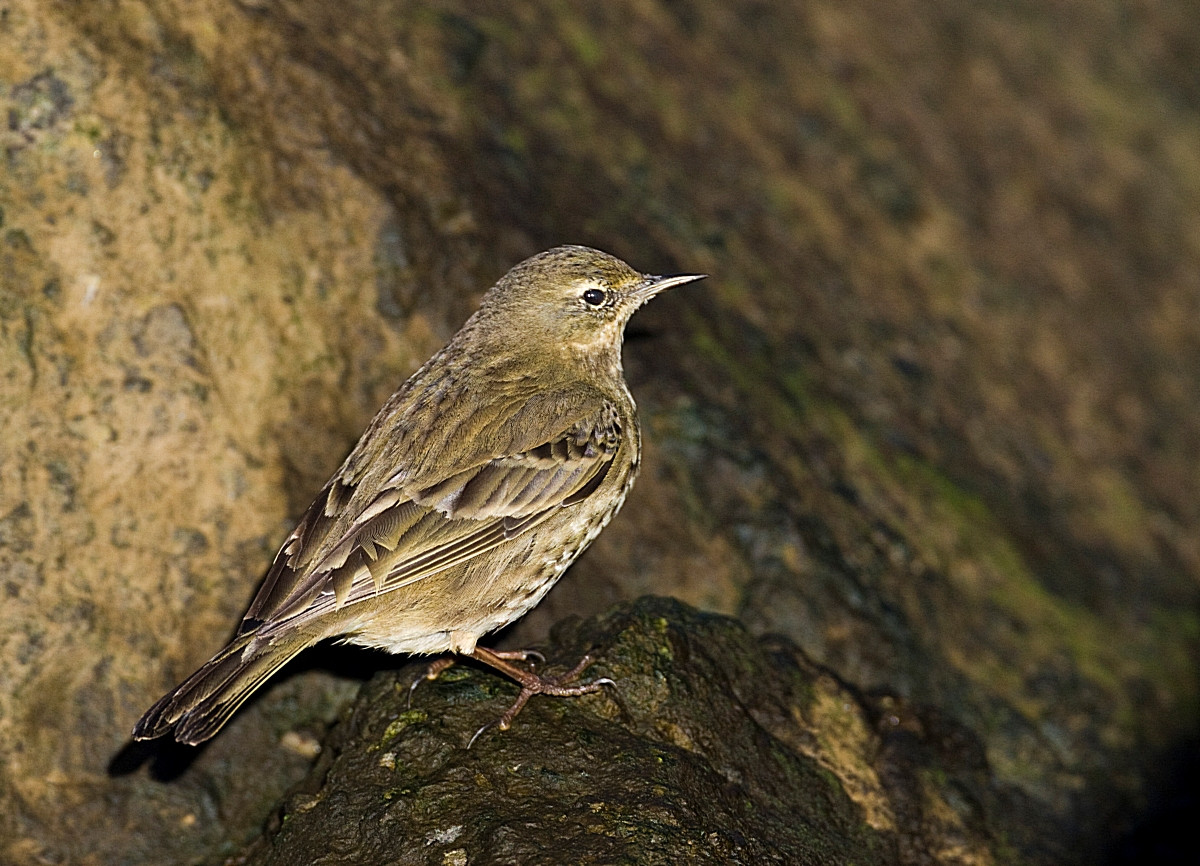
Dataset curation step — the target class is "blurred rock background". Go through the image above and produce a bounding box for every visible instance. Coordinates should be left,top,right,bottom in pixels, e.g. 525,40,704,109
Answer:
0,0,1196,863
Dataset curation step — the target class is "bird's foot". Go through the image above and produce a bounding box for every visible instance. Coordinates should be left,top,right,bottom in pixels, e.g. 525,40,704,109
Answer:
406,649,546,708
467,646,614,748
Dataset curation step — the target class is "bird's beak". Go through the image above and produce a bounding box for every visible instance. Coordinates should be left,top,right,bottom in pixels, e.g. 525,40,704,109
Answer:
636,272,707,299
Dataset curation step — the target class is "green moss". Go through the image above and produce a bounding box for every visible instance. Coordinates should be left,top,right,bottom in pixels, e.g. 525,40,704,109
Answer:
557,15,604,68
886,450,1198,738
376,709,425,747
690,306,1197,748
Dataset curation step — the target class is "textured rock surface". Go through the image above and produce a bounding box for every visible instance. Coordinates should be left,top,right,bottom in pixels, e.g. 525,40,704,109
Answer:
1,0,1197,864
240,598,949,866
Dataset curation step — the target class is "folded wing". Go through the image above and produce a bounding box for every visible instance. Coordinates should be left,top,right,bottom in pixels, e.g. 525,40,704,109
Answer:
240,390,621,632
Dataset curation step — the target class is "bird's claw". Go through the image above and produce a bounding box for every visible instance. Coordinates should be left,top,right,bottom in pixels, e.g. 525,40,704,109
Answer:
406,656,457,709
464,649,617,747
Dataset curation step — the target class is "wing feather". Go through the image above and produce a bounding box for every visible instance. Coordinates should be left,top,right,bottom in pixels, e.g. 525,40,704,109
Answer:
241,389,623,631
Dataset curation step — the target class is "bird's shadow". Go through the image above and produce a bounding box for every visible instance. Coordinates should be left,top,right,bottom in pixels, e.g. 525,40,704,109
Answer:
108,735,205,781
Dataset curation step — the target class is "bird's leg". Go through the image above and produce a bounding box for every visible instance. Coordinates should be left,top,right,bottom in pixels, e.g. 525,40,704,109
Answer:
466,646,614,747
488,648,547,666
407,649,546,708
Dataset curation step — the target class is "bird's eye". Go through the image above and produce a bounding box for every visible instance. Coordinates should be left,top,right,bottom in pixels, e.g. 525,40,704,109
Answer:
581,287,607,307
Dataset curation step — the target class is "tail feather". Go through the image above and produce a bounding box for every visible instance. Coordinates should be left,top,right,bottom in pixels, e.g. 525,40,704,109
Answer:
133,633,308,745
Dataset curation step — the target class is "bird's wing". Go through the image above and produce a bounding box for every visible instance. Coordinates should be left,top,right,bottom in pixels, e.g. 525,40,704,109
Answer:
240,391,621,631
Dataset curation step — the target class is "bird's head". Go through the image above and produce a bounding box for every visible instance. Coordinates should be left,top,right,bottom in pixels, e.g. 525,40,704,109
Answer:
478,245,705,376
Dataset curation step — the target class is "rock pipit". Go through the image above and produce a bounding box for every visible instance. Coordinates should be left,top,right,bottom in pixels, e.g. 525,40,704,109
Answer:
133,245,703,744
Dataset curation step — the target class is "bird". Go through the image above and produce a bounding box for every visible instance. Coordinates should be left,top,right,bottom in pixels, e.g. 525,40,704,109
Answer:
133,245,704,745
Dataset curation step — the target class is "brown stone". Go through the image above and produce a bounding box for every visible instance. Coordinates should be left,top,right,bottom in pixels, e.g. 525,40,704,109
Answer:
1,1,1197,863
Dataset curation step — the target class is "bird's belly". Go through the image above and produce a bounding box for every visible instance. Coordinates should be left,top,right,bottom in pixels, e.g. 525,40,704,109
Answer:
343,501,623,657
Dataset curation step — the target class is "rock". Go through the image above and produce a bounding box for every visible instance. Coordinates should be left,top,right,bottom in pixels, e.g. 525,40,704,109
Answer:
1,0,1197,863
242,598,905,865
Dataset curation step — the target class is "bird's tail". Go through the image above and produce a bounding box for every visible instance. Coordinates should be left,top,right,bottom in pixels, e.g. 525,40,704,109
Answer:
132,632,308,745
